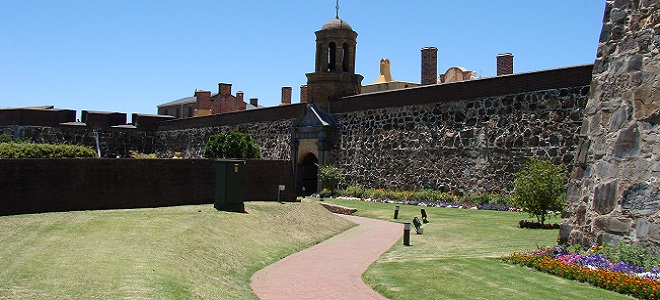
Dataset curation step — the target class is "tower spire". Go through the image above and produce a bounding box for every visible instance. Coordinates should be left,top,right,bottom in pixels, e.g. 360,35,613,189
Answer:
335,0,339,19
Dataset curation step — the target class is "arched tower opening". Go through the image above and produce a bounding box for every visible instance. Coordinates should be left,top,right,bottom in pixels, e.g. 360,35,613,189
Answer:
328,42,337,72
342,43,349,72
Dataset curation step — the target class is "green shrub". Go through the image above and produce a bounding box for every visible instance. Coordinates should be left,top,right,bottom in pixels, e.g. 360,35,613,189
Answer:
129,150,157,159
599,242,660,272
511,158,567,224
317,164,343,195
203,132,261,159
0,134,11,143
0,143,97,158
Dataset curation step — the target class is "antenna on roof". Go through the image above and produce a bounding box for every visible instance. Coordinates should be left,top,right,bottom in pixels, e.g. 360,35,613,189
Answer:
335,0,339,19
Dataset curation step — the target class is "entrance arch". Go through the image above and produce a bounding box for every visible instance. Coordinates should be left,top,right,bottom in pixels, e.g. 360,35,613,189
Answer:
299,153,318,196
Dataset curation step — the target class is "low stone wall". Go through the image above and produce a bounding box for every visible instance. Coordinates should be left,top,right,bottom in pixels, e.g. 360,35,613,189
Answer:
0,159,295,216
318,202,357,215
331,85,590,195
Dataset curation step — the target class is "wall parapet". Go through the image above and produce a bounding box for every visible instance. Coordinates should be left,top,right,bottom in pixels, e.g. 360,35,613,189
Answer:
330,64,593,113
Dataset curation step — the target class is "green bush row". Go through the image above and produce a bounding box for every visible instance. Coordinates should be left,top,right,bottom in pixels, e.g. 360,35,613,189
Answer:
0,143,97,158
0,134,11,143
338,185,513,206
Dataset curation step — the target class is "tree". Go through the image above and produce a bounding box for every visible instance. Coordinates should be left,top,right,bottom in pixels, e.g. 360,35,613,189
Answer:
317,164,343,196
203,132,261,159
511,158,567,225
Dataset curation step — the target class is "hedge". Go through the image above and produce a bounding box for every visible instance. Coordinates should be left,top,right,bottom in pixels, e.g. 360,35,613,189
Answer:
0,143,97,158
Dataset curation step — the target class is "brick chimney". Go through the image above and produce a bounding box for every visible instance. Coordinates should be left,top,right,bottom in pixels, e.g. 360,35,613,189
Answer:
195,90,212,110
281,86,292,105
218,83,232,96
249,98,259,107
497,53,514,76
300,85,308,103
421,47,438,85
236,91,244,103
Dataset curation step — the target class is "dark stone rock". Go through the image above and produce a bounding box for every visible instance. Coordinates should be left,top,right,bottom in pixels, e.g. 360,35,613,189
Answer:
593,181,618,215
636,219,650,239
608,106,629,131
599,23,613,43
595,217,632,234
558,223,573,244
611,9,628,23
627,55,644,72
612,123,641,158
622,183,660,216
575,138,591,166
597,233,623,246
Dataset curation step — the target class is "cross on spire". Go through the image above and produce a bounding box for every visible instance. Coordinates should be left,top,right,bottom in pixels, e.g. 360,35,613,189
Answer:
335,0,340,19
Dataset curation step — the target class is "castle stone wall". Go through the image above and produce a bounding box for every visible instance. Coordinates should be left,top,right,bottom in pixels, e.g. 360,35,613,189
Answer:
331,86,590,195
0,125,156,158
561,1,660,250
153,104,305,159
154,119,295,160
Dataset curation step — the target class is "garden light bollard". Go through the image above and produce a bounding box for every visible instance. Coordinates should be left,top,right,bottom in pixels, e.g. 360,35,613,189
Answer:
421,208,429,223
403,222,411,246
394,205,400,219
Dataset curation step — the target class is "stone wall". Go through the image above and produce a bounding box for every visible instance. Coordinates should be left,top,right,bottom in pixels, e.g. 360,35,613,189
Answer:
154,119,295,160
154,104,305,159
0,125,156,158
331,86,590,195
561,1,660,250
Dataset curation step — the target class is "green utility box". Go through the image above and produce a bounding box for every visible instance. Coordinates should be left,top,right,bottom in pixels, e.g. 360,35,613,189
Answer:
214,160,246,212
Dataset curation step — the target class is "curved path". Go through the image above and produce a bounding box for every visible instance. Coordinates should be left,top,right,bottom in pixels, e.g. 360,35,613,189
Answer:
250,214,401,300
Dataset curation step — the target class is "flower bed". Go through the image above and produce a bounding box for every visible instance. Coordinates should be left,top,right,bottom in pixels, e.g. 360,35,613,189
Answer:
503,246,660,299
326,195,521,212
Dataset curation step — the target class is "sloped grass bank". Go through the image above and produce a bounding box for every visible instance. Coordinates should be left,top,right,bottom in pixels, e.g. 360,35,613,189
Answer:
318,198,630,299
0,202,354,299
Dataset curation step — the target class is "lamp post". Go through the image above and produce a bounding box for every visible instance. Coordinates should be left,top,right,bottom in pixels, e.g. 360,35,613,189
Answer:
403,222,411,246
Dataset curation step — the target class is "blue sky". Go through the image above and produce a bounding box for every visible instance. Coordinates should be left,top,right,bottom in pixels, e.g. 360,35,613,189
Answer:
0,1,606,116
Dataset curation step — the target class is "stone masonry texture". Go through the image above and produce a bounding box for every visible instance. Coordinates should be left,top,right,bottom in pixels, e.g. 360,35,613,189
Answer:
560,0,660,251
331,86,590,195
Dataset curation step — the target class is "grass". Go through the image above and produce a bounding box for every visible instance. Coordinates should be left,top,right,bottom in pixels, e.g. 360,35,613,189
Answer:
0,201,355,299
317,198,632,300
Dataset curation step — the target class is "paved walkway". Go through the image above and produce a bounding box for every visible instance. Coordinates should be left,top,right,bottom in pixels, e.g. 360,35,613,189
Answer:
250,214,402,300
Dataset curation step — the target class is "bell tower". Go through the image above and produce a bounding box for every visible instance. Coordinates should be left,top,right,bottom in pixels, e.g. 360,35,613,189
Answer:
305,15,363,111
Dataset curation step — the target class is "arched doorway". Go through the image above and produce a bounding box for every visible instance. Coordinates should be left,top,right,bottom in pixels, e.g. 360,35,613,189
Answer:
300,153,318,196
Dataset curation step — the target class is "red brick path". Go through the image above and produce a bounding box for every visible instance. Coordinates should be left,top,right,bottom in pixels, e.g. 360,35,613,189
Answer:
250,214,401,299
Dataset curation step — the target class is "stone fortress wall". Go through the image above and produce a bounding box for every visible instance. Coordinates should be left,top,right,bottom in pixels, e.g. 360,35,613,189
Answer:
154,103,307,160
332,86,589,195
561,0,660,250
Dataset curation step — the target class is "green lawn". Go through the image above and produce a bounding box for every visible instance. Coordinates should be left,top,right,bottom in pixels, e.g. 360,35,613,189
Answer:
317,198,633,300
0,202,354,299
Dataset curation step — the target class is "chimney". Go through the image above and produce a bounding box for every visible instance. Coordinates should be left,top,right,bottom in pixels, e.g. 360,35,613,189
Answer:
281,86,292,105
300,85,308,103
497,53,514,76
218,83,232,96
236,91,244,103
249,98,259,107
195,90,212,110
421,47,438,85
